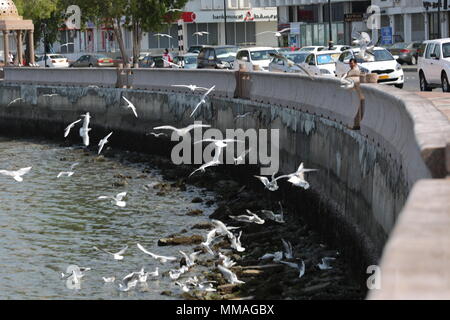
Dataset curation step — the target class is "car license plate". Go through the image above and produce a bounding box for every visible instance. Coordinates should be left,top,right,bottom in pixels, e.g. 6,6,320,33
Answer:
379,75,389,79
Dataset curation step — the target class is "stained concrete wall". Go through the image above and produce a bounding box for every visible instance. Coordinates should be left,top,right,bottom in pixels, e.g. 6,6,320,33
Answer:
0,67,449,298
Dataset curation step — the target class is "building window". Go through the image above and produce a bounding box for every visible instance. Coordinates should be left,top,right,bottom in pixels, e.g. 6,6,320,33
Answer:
323,3,345,22
297,5,318,23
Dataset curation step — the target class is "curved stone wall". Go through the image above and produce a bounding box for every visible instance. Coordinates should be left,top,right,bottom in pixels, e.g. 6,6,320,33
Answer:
1,67,449,298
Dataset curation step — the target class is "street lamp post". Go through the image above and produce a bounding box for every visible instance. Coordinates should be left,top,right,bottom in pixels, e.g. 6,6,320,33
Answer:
224,0,228,45
438,0,442,38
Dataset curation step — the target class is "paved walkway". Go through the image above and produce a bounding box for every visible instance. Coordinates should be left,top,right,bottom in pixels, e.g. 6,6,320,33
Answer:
416,92,450,121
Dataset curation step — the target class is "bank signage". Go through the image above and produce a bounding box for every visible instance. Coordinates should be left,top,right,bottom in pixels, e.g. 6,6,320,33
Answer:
380,26,393,45
192,9,277,23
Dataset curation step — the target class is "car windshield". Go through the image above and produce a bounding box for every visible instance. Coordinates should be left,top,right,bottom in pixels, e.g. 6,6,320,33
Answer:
216,47,238,59
356,49,394,63
442,43,450,58
95,55,110,59
390,43,408,49
316,54,335,65
300,47,315,52
50,55,65,59
184,56,197,64
285,53,308,64
250,50,277,61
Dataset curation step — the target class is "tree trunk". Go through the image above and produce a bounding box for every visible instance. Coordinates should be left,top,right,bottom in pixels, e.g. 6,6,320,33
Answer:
113,17,128,66
132,20,142,68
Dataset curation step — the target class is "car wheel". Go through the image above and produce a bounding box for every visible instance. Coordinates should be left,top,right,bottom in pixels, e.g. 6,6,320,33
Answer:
394,83,404,89
411,56,417,65
442,73,450,92
89,64,93,68
419,71,432,91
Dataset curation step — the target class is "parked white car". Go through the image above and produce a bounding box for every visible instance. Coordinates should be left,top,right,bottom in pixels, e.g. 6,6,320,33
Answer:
300,50,341,77
417,38,450,92
299,46,325,53
36,54,69,68
269,52,309,73
234,47,278,71
335,47,404,88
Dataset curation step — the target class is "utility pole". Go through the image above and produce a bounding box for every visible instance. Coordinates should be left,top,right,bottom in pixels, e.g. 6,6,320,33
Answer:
438,0,442,38
41,23,47,68
224,0,228,45
328,0,332,43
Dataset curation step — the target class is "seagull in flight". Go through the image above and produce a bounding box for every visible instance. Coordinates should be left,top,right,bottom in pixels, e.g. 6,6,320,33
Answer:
64,119,81,138
275,163,318,190
79,112,91,146
188,145,222,177
98,132,113,155
43,93,60,97
179,250,201,268
218,252,236,268
122,96,138,118
234,148,251,165
154,33,173,39
103,276,115,283
57,162,79,178
229,210,265,224
190,85,215,117
234,112,252,121
171,84,209,92
211,219,235,239
136,243,177,263
118,279,138,292
259,251,283,262
281,239,294,259
218,265,244,285
352,30,376,62
0,167,32,182
256,28,290,37
261,202,285,223
317,257,336,270
146,132,166,138
230,231,245,252
7,98,24,106
153,123,211,137
193,31,209,36
279,259,306,278
61,265,91,279
254,173,283,191
97,192,127,207
93,245,128,260
166,8,182,13
201,228,218,255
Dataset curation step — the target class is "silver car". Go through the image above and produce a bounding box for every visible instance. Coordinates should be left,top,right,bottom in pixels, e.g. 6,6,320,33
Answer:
269,52,309,73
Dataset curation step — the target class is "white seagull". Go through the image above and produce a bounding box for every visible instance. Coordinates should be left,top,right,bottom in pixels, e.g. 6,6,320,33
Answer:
57,162,79,178
276,163,318,190
136,243,177,263
103,277,115,283
180,250,201,268
279,259,306,278
317,257,336,270
43,93,59,97
188,145,222,177
97,191,127,207
93,245,128,260
234,148,251,165
190,85,215,117
340,73,355,89
352,30,376,62
153,123,211,137
169,266,189,280
7,98,24,106
259,251,283,262
154,33,173,39
122,96,138,118
201,228,218,255
256,28,290,37
171,84,209,92
229,210,265,224
261,202,285,223
219,252,237,268
230,231,245,252
98,132,113,155
0,167,32,182
64,119,81,138
254,173,282,192
217,265,245,285
282,239,294,259
146,132,166,138
193,31,209,36
234,112,252,121
79,112,91,146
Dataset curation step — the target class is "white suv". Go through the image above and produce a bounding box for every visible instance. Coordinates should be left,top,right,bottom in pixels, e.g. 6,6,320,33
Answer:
418,38,450,92
234,47,278,71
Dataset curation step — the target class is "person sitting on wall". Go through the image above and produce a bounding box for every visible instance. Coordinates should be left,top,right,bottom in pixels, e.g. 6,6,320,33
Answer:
346,58,365,131
346,58,361,77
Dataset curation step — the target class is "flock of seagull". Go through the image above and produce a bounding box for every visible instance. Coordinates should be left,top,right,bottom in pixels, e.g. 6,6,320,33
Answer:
0,71,345,297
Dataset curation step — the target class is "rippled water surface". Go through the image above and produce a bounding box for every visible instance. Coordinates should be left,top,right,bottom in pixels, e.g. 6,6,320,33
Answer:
0,137,218,299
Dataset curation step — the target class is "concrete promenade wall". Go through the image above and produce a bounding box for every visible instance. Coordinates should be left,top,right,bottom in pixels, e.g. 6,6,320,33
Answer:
0,67,449,298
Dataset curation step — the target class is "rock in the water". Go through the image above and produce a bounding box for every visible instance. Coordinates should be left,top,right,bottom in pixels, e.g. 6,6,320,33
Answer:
158,235,204,246
191,222,214,230
191,197,203,203
301,282,331,293
186,209,204,216
218,284,240,294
